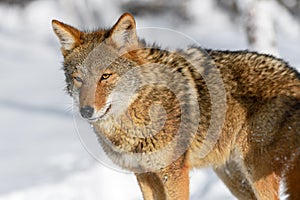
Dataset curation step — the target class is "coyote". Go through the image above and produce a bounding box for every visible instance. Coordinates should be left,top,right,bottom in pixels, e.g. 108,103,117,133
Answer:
52,13,300,200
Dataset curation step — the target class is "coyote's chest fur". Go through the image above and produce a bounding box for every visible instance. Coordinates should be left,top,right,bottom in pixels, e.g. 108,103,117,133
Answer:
53,13,300,200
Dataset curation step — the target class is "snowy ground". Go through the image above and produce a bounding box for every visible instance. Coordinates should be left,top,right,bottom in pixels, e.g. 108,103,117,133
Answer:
0,0,299,199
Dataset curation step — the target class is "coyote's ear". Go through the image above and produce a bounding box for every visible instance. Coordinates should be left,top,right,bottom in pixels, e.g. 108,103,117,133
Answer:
109,13,138,51
52,20,82,55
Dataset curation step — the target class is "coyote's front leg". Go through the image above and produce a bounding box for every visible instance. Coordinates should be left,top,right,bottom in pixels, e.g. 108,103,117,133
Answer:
136,155,190,200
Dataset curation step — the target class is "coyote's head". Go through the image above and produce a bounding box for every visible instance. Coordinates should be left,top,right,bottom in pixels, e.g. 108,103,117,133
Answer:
52,13,222,172
52,13,142,121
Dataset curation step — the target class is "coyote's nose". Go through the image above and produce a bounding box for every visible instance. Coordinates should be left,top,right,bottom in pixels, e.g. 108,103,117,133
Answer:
80,106,94,119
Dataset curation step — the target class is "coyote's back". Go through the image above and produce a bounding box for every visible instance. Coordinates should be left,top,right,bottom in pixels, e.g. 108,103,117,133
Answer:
52,13,300,200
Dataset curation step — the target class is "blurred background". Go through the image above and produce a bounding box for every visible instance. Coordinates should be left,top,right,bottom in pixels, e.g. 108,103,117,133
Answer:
0,0,299,199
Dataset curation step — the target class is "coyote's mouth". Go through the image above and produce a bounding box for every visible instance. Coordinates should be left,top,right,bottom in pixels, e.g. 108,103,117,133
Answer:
88,104,112,122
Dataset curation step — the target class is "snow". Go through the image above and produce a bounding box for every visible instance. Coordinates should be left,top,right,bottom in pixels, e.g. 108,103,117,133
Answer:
0,0,299,199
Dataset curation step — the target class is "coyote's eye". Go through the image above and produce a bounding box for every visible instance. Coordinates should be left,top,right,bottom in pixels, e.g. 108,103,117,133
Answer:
100,73,111,81
74,76,83,82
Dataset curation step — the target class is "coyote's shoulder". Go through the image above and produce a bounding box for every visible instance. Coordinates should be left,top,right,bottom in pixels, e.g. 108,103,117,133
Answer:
52,13,300,200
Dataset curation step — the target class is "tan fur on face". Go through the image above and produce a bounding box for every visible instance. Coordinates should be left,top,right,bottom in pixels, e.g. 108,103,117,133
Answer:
94,82,108,112
94,73,118,112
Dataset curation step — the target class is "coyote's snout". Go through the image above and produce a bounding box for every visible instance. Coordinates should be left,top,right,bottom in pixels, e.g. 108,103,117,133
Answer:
80,106,94,119
52,13,300,200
